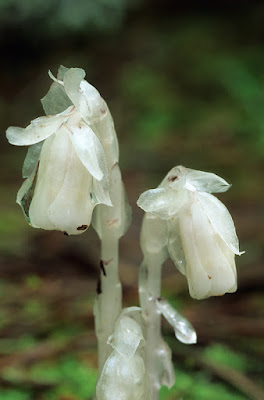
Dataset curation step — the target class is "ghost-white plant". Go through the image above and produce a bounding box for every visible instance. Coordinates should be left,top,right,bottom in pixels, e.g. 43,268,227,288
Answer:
6,68,242,400
137,165,243,398
6,65,131,382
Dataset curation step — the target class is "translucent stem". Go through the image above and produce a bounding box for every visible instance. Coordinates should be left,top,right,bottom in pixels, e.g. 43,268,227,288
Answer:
139,253,163,400
94,233,121,373
139,214,175,399
93,164,131,376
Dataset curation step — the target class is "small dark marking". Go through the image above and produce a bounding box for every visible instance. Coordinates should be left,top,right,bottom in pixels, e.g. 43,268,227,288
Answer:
157,297,162,302
96,277,102,295
168,175,178,182
208,275,212,280
63,231,69,236
77,225,88,231
100,260,107,276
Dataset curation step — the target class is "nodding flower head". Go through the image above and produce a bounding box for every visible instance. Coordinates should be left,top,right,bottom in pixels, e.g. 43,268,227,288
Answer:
6,66,116,235
137,166,244,300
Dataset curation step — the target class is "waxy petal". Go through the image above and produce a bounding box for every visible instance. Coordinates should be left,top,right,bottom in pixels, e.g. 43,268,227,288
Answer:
57,65,69,80
137,187,188,220
167,217,186,275
197,191,242,255
22,142,43,178
6,106,74,146
17,164,38,222
159,166,186,190
108,315,144,359
63,67,85,107
29,127,95,235
41,81,72,115
63,68,105,123
92,103,119,168
179,206,212,299
185,168,231,193
67,122,107,181
189,198,237,297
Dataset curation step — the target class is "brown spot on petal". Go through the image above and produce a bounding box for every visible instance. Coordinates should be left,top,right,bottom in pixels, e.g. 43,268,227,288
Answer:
208,275,212,280
77,225,88,231
168,175,178,182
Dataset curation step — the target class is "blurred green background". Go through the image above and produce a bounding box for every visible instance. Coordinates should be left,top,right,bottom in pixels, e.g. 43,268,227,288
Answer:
0,1,263,399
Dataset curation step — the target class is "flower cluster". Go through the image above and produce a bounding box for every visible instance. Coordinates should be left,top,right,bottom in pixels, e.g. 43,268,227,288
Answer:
137,166,243,299
6,66,118,235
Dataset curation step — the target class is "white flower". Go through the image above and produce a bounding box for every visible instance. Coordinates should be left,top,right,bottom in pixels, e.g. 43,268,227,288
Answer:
6,66,115,235
137,166,243,300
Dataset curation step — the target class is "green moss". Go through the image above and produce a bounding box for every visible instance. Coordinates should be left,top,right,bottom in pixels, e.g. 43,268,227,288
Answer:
160,369,247,400
204,344,250,373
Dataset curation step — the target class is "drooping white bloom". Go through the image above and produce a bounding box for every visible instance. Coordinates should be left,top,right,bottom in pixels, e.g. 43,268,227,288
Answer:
6,66,117,235
137,166,243,300
96,309,151,400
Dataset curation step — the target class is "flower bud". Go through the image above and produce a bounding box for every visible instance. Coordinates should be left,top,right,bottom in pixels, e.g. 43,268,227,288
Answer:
96,312,151,400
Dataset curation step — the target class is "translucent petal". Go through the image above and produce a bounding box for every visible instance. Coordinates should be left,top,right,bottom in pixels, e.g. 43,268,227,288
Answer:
63,67,86,108
159,165,186,190
167,217,186,275
16,164,38,223
57,65,69,80
179,207,211,299
28,131,66,231
137,187,188,220
67,122,107,181
6,106,74,146
185,167,231,193
156,298,197,344
179,199,237,299
96,352,151,400
92,175,112,206
108,315,144,359
196,191,242,255
79,79,106,123
41,81,72,115
29,127,94,235
63,68,107,123
191,198,237,297
92,103,119,168
22,142,43,178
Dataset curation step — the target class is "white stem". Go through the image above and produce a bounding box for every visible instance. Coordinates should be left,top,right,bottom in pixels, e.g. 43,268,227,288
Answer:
139,213,175,399
94,232,121,373
139,252,163,400
93,163,131,376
